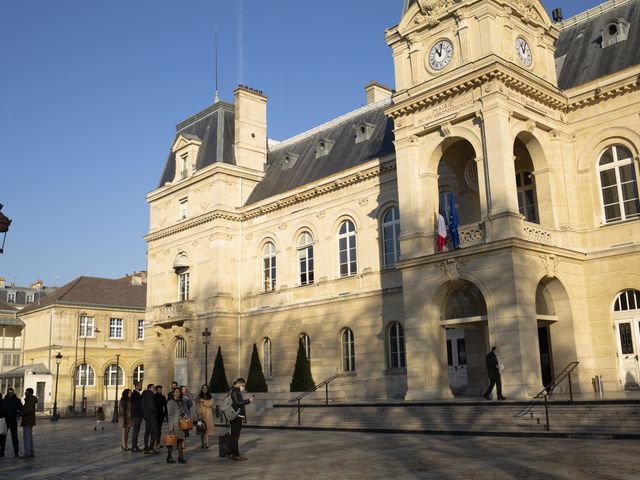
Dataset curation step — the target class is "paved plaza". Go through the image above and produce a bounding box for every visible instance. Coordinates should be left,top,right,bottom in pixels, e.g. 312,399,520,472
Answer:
0,418,639,479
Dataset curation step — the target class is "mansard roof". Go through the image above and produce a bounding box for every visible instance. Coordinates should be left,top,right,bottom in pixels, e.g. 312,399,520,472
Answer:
157,101,237,187
245,99,395,205
556,0,640,89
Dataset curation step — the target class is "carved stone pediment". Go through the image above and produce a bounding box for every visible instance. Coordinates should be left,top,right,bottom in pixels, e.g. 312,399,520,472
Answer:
415,0,460,27
510,0,541,22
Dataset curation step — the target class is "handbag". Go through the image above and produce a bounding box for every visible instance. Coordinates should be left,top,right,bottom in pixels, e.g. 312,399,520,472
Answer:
0,417,7,436
162,432,177,447
179,417,193,431
195,419,206,433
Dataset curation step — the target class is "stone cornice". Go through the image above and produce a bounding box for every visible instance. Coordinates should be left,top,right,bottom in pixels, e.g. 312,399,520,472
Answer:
565,73,640,111
145,209,242,243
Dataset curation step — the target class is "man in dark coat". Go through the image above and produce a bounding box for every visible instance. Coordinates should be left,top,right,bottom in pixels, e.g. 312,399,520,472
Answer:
130,382,144,452
3,388,22,457
228,378,254,461
153,385,167,449
483,346,506,400
141,383,159,453
20,388,37,458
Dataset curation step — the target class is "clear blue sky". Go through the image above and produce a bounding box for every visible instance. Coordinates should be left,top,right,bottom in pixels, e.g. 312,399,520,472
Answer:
0,0,603,287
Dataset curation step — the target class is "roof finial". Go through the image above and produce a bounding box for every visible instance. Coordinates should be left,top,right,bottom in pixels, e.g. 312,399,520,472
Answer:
214,27,220,103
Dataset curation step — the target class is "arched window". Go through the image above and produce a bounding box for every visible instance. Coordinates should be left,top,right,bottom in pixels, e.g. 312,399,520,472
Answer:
381,207,401,268
388,322,406,369
133,364,144,384
263,338,272,378
516,170,538,223
175,337,187,359
614,289,640,312
338,220,357,277
598,145,640,223
74,364,95,387
341,328,356,372
174,253,190,301
300,333,311,360
262,242,277,292
298,232,314,285
105,364,124,387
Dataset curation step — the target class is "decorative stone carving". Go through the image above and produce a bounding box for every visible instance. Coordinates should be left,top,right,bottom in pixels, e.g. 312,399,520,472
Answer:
316,210,326,219
524,119,536,133
440,122,453,138
440,258,466,282
540,253,558,278
416,0,460,27
358,198,369,207
511,0,540,21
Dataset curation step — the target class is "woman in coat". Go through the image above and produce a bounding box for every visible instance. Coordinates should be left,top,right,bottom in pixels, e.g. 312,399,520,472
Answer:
166,387,186,464
118,389,132,451
179,385,193,437
196,384,214,449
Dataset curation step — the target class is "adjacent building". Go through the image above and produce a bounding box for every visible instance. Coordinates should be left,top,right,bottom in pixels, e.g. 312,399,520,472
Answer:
0,277,57,309
144,0,640,400
18,275,146,412
0,300,23,394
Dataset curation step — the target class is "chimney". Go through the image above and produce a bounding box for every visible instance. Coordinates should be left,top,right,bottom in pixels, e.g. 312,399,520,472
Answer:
365,81,393,105
234,85,267,172
30,279,43,290
0,277,4,288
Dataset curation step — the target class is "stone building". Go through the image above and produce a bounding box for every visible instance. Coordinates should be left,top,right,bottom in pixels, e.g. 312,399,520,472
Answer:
0,277,57,309
144,0,640,400
18,275,146,412
0,300,23,394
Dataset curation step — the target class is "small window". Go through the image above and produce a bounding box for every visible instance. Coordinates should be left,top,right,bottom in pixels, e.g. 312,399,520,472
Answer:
598,145,640,223
355,122,375,144
26,293,34,303
137,319,145,340
300,333,311,360
179,198,188,220
601,19,630,48
133,364,145,384
388,322,406,369
281,153,300,171
75,364,95,387
341,328,356,372
614,290,640,312
7,292,15,303
338,220,357,277
178,271,190,301
109,318,123,339
262,241,277,292
316,138,335,158
298,232,314,285
263,338,272,378
180,153,189,180
105,364,124,386
381,207,401,268
79,316,95,338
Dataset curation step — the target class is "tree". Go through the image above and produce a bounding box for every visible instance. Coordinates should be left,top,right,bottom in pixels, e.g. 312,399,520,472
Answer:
246,343,268,392
208,346,229,393
290,338,315,392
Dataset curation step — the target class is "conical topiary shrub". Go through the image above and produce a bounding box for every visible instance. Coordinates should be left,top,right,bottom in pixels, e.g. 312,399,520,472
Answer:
290,338,315,392
209,346,229,393
246,343,268,392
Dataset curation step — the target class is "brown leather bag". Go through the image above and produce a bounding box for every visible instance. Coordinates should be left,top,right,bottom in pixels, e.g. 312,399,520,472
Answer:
162,433,177,446
179,418,193,431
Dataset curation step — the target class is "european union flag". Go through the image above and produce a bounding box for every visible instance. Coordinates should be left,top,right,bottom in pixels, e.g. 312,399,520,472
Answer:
449,192,460,249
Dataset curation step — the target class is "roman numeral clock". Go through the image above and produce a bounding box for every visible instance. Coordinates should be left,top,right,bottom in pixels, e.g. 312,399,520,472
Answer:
428,38,454,71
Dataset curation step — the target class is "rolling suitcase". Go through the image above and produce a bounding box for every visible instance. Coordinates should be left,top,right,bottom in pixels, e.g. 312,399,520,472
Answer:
218,433,231,458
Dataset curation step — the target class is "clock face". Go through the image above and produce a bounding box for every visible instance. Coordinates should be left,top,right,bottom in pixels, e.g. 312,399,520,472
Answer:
428,39,454,71
515,37,532,67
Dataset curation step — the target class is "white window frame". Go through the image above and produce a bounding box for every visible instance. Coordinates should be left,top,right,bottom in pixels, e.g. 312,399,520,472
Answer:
133,364,144,384
516,170,539,223
263,338,272,378
109,318,123,339
137,319,145,340
262,241,277,292
341,328,356,372
7,292,15,303
179,198,188,220
597,145,640,224
381,207,401,268
175,338,187,359
75,364,95,387
79,316,95,338
105,364,124,387
338,220,357,277
297,232,314,286
300,333,311,360
178,271,190,301
26,293,34,303
388,322,406,369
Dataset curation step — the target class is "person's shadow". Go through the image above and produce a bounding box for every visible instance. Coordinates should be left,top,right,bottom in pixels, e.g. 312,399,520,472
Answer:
240,437,262,454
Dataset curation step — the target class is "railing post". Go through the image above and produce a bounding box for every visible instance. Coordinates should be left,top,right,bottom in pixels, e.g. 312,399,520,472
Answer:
544,394,550,431
568,372,574,403
325,382,329,406
297,398,301,426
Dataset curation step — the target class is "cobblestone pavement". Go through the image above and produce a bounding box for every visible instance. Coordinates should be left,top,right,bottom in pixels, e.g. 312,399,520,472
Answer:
0,418,639,479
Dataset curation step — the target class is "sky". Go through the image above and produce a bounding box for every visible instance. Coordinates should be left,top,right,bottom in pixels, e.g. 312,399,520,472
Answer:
0,0,604,287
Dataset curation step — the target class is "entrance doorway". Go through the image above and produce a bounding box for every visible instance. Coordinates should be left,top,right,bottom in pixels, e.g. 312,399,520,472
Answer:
446,328,467,395
36,381,45,412
613,290,640,390
537,325,553,389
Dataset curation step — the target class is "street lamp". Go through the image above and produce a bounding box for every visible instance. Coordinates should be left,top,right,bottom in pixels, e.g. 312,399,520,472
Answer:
81,326,100,415
51,352,63,421
0,203,11,254
112,353,120,423
202,328,211,385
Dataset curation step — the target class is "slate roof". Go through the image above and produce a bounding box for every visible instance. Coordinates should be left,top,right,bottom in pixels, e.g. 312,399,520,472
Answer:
4,363,50,376
158,101,237,187
0,299,18,313
556,0,640,89
19,276,146,315
245,99,395,205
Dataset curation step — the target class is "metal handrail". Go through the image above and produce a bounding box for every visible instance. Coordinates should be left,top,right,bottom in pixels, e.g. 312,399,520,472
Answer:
289,375,338,426
514,361,579,431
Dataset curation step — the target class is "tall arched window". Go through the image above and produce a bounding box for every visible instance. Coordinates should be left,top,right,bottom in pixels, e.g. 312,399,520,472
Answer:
133,364,144,384
381,207,401,268
338,220,357,277
174,253,190,302
598,145,640,223
298,232,314,285
388,322,406,369
300,333,311,360
175,337,187,359
516,170,538,223
262,242,277,292
74,364,95,386
105,364,124,386
263,338,272,378
341,328,356,372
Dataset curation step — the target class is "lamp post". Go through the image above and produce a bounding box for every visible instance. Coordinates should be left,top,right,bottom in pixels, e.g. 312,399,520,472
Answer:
202,328,211,385
112,353,120,423
51,352,63,421
0,203,11,254
81,326,100,415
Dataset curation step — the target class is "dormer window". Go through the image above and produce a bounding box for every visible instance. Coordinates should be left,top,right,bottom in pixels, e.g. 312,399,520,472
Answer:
601,18,630,48
171,134,202,183
180,154,189,180
315,138,335,158
355,123,375,144
281,153,300,171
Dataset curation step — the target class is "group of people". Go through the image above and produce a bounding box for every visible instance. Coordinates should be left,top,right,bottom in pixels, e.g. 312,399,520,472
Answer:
0,387,38,458
116,378,253,464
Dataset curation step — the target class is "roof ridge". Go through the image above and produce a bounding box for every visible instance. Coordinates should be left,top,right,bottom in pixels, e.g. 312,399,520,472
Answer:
559,0,635,29
269,97,392,152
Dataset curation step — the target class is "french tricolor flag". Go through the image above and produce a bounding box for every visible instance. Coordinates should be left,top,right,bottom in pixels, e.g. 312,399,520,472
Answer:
437,205,447,252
